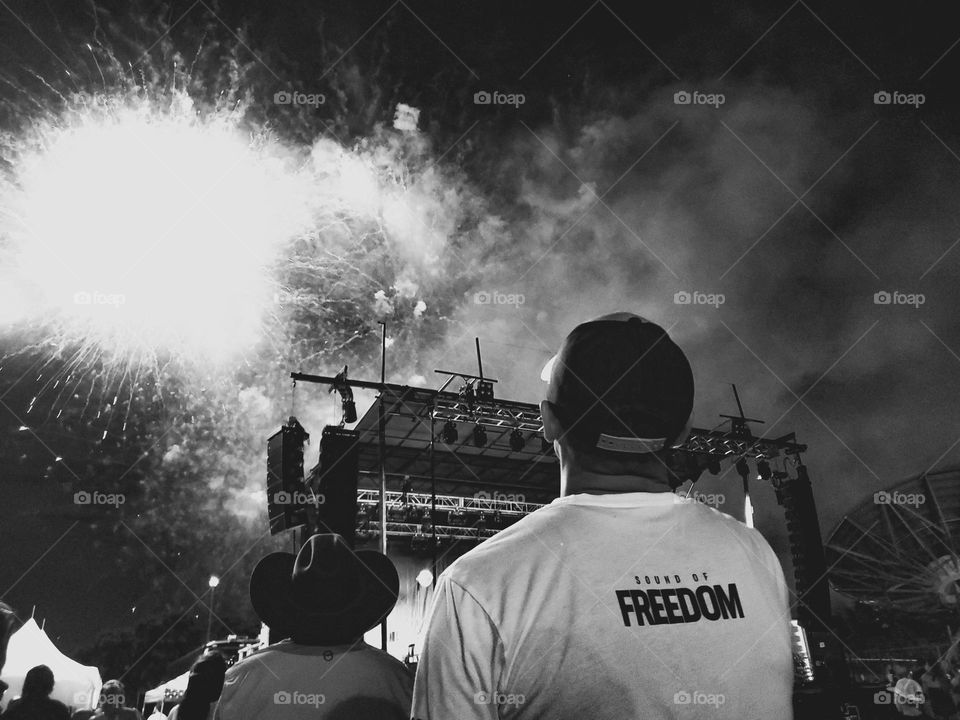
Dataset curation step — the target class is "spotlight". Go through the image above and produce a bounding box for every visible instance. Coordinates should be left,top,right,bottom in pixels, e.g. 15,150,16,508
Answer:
459,384,476,405
476,380,495,403
472,424,487,447
440,421,458,444
735,457,750,480
706,457,721,475
416,569,434,588
756,459,772,481
509,428,525,452
208,575,220,589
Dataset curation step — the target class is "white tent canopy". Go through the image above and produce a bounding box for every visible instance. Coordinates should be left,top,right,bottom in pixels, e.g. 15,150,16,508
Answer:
0,618,102,712
144,670,190,705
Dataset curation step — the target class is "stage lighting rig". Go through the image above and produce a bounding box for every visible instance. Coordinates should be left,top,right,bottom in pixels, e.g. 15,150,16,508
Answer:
509,428,525,451
756,459,772,481
472,423,487,447
476,380,495,403
440,421,459,444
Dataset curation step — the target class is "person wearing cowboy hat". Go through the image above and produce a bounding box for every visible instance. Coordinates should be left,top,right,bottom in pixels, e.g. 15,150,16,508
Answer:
213,533,412,720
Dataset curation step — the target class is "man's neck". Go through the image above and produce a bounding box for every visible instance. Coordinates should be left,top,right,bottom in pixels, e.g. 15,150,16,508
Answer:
561,468,674,496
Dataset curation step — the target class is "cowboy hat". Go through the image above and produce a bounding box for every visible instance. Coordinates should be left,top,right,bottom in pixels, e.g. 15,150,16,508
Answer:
249,534,398,645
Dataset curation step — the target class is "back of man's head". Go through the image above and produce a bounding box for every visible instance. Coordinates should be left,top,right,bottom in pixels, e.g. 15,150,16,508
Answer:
22,664,55,699
542,313,694,482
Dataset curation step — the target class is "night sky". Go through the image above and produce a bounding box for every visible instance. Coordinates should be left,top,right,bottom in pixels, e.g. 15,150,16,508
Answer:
1,0,959,662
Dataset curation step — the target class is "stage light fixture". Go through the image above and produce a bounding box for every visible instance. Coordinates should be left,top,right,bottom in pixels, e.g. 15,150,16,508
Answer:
472,424,487,447
509,428,525,452
476,380,495,403
735,457,750,480
440,421,458,444
756,459,772,481
416,569,434,588
706,457,721,475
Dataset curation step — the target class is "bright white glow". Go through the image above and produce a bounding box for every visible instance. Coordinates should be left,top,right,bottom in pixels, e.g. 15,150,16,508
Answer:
5,96,311,361
415,569,433,588
208,575,220,588
743,494,754,529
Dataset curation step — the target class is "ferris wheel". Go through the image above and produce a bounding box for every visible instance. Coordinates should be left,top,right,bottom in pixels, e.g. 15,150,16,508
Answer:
825,466,960,613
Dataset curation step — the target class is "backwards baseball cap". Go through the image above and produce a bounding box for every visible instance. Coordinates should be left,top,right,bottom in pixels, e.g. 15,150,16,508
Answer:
541,313,694,454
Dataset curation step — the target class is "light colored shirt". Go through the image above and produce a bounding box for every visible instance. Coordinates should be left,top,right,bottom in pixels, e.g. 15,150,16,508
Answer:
413,491,794,719
214,640,412,720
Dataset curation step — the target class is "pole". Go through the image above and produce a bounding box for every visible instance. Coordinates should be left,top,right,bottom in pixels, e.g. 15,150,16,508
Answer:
430,410,437,588
205,586,215,644
378,321,388,652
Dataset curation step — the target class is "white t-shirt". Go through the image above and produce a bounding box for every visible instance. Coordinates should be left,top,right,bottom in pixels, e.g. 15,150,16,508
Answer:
412,491,793,719
214,640,412,720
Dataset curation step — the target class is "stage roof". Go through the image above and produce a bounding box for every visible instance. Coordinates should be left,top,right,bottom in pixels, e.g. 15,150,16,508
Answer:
321,386,560,504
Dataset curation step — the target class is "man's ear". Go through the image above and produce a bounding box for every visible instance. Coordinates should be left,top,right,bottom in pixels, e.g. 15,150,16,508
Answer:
540,400,563,443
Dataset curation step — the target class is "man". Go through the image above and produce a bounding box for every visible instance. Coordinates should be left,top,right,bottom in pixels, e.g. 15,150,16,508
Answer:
413,313,794,719
89,680,142,719
214,533,412,719
2,664,71,719
0,602,15,705
168,651,226,720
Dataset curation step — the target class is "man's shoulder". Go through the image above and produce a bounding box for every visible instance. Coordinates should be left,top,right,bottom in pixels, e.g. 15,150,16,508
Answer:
443,503,564,583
